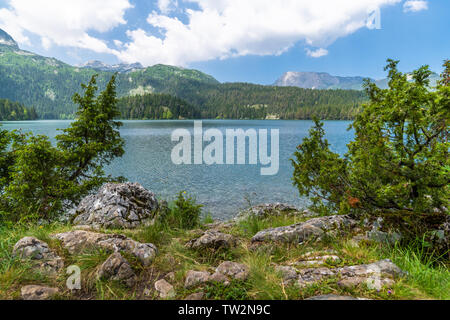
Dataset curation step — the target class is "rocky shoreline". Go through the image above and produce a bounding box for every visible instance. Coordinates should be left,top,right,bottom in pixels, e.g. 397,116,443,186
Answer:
9,183,450,300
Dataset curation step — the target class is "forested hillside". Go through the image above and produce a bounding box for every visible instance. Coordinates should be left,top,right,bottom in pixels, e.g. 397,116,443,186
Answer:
118,84,366,120
0,98,37,121
0,28,366,120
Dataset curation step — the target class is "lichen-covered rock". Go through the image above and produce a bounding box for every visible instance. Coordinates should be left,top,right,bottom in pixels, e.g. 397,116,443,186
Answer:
154,279,176,299
235,203,299,221
52,230,157,266
209,272,231,286
296,259,404,289
187,231,237,250
339,259,405,280
97,253,137,287
184,270,211,288
21,285,59,300
72,183,159,229
252,215,357,243
13,237,64,275
275,266,298,283
215,261,249,281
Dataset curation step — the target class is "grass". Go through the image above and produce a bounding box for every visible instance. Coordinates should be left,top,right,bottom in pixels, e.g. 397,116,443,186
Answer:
0,207,448,301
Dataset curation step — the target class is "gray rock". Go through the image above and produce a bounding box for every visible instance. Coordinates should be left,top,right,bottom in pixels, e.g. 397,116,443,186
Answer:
185,292,205,300
154,279,176,299
296,254,341,266
275,266,298,283
21,285,59,300
252,215,357,243
72,183,159,229
184,270,211,288
209,272,231,286
97,253,137,287
187,231,237,250
297,267,337,287
215,262,249,281
367,217,402,244
297,259,405,289
338,259,405,279
52,230,157,266
13,237,64,275
235,203,299,221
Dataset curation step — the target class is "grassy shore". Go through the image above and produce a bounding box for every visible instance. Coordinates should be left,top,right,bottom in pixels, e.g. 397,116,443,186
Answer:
1,206,448,301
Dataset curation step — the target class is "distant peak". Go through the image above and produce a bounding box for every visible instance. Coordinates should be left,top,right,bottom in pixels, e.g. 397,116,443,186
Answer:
82,60,144,73
0,29,19,49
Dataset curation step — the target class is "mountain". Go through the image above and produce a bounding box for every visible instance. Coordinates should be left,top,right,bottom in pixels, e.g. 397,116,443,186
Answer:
0,29,18,49
275,71,441,90
275,72,368,90
0,28,367,120
0,29,219,119
81,60,144,73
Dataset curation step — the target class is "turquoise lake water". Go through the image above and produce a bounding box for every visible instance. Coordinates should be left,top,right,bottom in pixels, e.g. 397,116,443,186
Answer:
1,120,354,219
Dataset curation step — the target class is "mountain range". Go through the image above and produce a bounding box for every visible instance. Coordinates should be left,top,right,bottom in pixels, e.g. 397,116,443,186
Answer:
274,70,440,90
1,28,435,121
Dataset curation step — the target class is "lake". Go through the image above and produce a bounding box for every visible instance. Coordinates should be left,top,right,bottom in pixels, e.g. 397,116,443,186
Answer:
0,120,354,220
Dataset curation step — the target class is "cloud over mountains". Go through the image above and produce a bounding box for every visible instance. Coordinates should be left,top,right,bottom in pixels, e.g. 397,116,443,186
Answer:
0,0,429,67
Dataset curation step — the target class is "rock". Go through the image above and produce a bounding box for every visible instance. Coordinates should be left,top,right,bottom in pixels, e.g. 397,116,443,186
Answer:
306,294,361,301
297,259,405,289
187,231,237,250
431,215,450,256
338,277,395,289
297,267,336,287
21,285,59,300
154,279,176,299
165,272,176,282
97,253,137,287
13,237,64,275
339,259,405,279
252,215,357,243
275,266,298,283
52,230,157,266
209,272,231,286
72,183,159,229
215,262,249,281
185,292,205,300
184,270,211,288
296,255,341,267
235,203,299,221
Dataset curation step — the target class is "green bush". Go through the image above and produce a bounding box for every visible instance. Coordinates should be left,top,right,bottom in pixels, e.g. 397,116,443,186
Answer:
0,74,124,222
292,59,449,216
166,191,203,230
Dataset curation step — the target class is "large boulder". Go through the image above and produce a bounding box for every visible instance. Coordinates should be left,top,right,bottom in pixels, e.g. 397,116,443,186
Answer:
51,230,157,266
13,237,64,275
252,215,357,243
72,183,159,229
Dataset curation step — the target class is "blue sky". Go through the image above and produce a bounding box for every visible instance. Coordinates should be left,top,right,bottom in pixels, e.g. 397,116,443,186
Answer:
0,0,448,84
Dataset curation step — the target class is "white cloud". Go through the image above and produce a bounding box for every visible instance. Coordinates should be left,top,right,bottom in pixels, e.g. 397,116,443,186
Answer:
115,0,402,67
158,0,178,14
0,0,133,53
306,48,329,58
403,1,428,12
